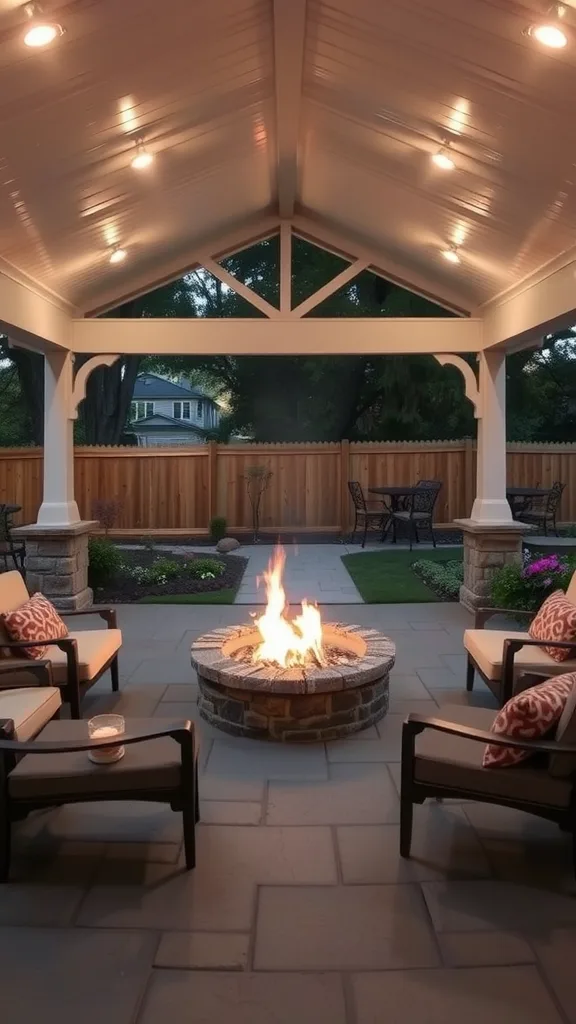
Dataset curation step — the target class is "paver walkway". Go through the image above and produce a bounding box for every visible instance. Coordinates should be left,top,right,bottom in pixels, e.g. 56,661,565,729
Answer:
4,601,576,1024
234,542,364,604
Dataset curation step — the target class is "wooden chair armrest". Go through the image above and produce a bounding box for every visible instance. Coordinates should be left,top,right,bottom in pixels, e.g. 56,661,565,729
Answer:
402,713,576,756
0,719,194,754
0,660,54,687
474,607,534,628
62,607,117,628
497,636,576,705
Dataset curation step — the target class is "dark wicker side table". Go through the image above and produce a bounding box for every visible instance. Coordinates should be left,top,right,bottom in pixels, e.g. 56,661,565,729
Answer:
0,717,199,881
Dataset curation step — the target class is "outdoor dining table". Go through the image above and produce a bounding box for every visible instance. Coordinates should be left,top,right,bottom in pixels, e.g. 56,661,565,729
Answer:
369,486,422,510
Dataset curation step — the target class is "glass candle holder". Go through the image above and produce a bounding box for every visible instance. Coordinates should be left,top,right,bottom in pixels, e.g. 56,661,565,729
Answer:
88,714,125,764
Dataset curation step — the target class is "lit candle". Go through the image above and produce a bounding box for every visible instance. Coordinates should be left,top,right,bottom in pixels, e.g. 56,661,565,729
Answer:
88,715,125,764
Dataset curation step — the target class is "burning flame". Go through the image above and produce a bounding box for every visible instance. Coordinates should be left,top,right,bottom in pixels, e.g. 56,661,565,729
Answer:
252,546,325,668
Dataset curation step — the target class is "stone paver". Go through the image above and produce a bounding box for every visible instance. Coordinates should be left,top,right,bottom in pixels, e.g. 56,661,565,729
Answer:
5,599,576,1024
352,967,565,1024
266,763,400,825
77,825,337,931
154,932,250,970
0,928,155,1024
438,931,535,967
254,884,440,970
234,544,363,604
140,972,347,1024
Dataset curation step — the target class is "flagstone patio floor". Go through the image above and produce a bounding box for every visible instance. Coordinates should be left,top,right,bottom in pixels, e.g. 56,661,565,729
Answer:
3,601,576,1024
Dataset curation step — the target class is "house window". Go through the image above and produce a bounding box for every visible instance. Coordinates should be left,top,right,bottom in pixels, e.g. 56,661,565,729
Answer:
173,401,191,420
197,400,203,418
131,401,154,420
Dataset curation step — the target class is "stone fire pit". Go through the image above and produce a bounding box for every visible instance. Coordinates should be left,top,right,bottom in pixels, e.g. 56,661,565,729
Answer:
191,624,395,742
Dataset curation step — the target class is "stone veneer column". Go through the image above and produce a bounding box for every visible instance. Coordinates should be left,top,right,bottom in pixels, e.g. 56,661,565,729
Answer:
454,519,527,613
12,521,98,611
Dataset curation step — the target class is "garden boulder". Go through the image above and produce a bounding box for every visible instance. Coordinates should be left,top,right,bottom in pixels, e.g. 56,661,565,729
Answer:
216,537,241,554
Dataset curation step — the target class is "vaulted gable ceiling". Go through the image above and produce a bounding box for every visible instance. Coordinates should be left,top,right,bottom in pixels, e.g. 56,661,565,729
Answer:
1,0,576,316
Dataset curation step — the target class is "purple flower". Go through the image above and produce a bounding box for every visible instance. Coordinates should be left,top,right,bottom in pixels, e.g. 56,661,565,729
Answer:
523,554,563,578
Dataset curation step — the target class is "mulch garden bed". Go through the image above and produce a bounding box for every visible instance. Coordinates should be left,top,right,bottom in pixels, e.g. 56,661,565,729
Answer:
93,550,248,603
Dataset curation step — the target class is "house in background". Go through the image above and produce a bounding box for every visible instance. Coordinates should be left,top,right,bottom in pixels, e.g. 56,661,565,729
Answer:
129,373,220,447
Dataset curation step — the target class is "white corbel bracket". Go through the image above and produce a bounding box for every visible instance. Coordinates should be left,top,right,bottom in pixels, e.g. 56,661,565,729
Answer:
434,354,481,418
71,354,120,419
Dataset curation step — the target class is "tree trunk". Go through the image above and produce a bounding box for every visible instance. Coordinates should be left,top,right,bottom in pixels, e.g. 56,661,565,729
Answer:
7,345,44,444
78,300,141,444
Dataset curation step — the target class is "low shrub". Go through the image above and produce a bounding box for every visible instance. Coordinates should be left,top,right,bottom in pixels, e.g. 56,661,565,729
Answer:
122,557,182,586
412,559,463,601
210,516,227,542
88,538,122,587
491,552,576,612
187,557,226,581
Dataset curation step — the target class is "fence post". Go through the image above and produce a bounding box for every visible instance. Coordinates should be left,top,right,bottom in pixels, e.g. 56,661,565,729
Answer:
340,439,351,536
208,441,218,522
464,437,475,517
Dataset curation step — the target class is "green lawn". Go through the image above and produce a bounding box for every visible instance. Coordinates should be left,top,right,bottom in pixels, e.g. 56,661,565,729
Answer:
137,588,238,605
342,547,463,603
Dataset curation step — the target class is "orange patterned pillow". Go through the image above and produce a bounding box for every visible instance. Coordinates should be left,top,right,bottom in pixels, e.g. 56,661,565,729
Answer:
483,673,576,768
528,590,576,662
1,592,68,660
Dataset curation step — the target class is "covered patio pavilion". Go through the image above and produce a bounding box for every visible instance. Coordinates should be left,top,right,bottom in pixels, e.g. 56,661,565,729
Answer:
2,2,576,1022
3,0,576,609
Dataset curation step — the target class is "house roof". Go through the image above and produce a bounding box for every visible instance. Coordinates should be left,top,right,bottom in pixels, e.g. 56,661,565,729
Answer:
3,0,576,319
131,412,209,433
133,374,212,401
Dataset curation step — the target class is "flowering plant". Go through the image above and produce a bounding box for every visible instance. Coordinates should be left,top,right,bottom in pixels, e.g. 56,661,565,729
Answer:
491,551,576,612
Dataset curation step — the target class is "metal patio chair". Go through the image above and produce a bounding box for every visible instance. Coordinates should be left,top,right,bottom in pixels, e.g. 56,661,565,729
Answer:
520,481,565,536
347,481,388,548
390,481,441,550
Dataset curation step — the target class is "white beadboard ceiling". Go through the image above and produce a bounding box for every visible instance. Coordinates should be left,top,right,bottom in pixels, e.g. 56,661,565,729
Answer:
1,0,576,314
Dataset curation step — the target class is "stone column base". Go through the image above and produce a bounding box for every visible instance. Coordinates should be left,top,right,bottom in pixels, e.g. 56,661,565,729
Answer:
454,518,528,614
12,521,98,611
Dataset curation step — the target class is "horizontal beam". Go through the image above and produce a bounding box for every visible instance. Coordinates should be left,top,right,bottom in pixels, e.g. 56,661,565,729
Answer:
479,247,576,349
70,316,483,356
0,259,75,350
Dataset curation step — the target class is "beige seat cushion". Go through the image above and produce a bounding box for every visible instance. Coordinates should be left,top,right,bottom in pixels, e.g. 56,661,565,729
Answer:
414,704,572,808
0,629,121,686
9,718,186,800
0,570,30,653
0,686,61,741
464,628,576,681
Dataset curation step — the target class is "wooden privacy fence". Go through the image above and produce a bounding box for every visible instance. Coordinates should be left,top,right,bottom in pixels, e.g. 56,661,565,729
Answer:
1,440,576,535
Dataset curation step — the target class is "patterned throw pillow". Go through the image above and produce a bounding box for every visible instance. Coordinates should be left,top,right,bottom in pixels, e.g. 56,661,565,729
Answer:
1,592,68,660
483,673,576,768
528,590,576,662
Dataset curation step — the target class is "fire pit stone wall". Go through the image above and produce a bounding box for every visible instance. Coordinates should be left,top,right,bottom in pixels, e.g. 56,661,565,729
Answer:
191,624,395,742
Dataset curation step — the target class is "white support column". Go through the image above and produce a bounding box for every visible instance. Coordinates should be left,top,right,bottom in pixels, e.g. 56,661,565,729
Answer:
470,350,512,524
37,350,80,527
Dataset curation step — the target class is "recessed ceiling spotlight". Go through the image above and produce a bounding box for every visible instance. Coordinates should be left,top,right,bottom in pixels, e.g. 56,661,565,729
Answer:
109,246,127,264
131,142,154,170
527,3,568,48
431,146,455,171
22,3,63,47
441,246,461,264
